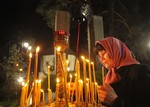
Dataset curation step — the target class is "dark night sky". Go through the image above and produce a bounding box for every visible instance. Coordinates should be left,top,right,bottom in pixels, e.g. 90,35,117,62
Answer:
1,0,150,62
0,0,53,55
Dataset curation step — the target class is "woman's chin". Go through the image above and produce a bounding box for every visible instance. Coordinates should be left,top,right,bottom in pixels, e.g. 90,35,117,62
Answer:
104,65,112,69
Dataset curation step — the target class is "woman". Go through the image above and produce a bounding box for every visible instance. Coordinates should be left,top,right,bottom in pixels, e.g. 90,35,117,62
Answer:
94,37,150,107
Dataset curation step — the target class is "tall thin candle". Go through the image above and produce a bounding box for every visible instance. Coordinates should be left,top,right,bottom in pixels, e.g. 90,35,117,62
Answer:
81,56,88,102
87,59,92,102
91,62,96,103
25,52,32,106
33,46,40,106
48,66,51,103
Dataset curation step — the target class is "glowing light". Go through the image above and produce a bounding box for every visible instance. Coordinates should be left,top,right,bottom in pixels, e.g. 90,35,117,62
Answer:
91,62,94,65
95,82,97,85
67,67,70,71
70,74,72,79
19,68,23,71
28,46,32,50
79,79,83,83
36,46,40,53
86,59,90,63
66,60,69,64
23,42,29,48
56,78,60,83
16,63,19,67
18,77,23,83
56,46,61,52
41,89,44,92
86,78,89,81
48,89,51,91
75,73,77,77
36,79,41,83
29,52,32,58
81,56,85,60
22,82,25,86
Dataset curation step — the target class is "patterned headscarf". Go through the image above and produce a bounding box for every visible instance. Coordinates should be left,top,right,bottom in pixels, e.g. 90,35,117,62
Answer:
96,37,140,84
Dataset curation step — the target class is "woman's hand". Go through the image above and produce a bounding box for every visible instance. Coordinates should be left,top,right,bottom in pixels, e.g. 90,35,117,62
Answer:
99,83,118,106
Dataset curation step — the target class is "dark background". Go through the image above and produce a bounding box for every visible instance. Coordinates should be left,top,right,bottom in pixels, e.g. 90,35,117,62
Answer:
0,0,150,63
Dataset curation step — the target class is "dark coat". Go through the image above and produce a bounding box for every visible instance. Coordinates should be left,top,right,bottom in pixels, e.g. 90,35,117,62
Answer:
110,64,150,107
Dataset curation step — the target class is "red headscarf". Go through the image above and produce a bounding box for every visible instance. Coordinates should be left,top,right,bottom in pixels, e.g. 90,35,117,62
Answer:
96,37,140,84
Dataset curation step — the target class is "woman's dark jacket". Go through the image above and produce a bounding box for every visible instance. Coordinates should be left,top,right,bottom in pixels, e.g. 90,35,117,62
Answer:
110,64,150,107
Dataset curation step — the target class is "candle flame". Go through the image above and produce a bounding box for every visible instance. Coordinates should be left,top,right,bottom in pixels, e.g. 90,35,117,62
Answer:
91,62,94,65
86,59,90,63
16,63,19,67
67,67,70,71
70,74,72,78
18,77,23,83
86,78,89,81
56,46,61,52
38,79,41,83
66,60,69,64
22,82,25,86
36,46,40,53
56,78,60,83
36,79,38,83
81,56,85,60
41,89,44,92
95,82,98,85
36,79,41,83
19,68,23,71
29,52,32,58
47,89,51,91
75,73,77,77
79,79,83,83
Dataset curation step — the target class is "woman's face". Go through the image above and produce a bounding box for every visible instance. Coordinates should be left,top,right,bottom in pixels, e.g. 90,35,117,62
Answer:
98,50,114,69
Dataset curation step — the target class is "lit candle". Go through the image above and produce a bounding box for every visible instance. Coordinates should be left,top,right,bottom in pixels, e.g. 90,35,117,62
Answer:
20,82,26,107
71,73,77,102
34,47,40,81
68,83,70,101
81,56,88,102
33,46,40,106
69,74,72,101
86,59,92,102
48,89,52,103
86,83,90,102
95,82,98,103
36,80,41,105
97,85,101,104
47,66,51,103
91,62,96,103
69,74,72,83
41,89,45,104
27,86,34,106
56,77,60,101
75,59,80,105
79,79,83,102
25,53,32,106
